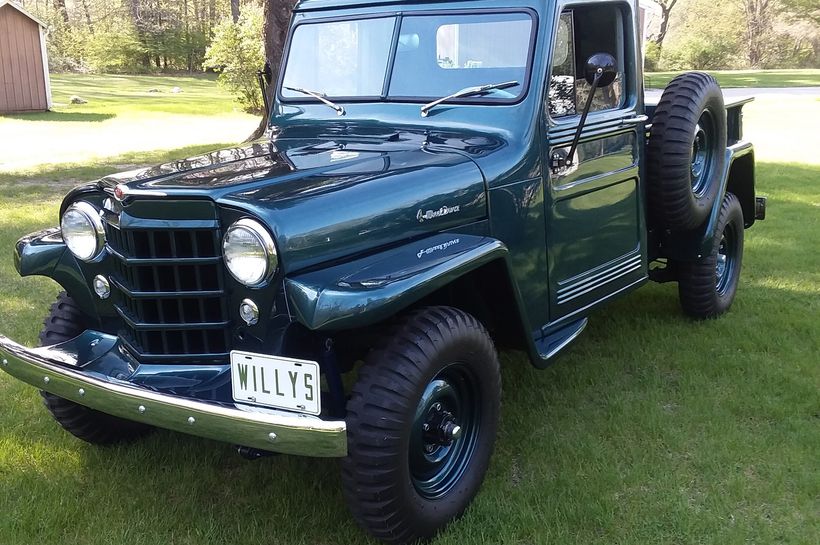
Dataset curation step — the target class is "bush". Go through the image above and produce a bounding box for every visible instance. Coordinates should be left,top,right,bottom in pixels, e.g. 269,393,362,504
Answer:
204,6,265,113
644,41,662,72
662,36,738,71
84,21,147,73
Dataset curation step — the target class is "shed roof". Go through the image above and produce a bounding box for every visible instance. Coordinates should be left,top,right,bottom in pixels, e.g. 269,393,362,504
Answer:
0,0,47,28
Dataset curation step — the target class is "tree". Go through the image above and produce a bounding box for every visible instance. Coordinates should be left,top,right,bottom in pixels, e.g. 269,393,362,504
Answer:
651,0,679,53
231,0,240,22
248,0,293,140
52,0,69,23
739,0,774,67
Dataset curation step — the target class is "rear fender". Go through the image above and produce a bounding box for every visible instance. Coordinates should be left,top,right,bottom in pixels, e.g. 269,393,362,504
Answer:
285,233,529,337
659,142,755,260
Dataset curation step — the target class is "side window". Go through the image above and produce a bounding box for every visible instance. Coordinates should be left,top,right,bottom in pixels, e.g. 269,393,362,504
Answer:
548,6,627,118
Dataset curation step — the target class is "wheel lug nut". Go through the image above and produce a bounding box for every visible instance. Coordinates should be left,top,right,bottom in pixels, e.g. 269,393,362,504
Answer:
422,423,429,431
433,403,441,411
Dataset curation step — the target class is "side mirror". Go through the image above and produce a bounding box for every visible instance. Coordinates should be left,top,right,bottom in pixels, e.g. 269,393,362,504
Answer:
584,53,618,88
551,52,619,172
257,61,273,115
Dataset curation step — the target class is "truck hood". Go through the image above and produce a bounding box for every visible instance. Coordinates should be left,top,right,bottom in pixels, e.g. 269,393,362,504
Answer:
96,130,493,273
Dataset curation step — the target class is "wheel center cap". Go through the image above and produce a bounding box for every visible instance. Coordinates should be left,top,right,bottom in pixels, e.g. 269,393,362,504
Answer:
423,406,461,447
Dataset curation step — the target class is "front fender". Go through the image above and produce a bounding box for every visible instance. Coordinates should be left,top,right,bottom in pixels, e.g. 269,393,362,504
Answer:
285,233,510,331
15,228,97,317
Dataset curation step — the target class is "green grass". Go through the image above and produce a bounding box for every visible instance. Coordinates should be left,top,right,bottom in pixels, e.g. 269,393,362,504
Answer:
0,74,257,172
0,94,818,544
34,73,241,117
646,69,820,89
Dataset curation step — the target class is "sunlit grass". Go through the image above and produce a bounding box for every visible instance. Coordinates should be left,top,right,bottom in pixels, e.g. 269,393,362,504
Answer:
646,69,820,89
0,74,257,172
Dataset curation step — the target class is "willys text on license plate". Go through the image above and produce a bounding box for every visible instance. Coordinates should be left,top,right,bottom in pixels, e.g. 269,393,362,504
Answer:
230,351,321,415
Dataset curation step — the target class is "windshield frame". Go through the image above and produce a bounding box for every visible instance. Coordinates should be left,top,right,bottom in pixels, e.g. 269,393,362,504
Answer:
276,8,539,108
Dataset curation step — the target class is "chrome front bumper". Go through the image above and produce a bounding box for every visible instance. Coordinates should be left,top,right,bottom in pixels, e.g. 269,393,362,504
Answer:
0,335,347,457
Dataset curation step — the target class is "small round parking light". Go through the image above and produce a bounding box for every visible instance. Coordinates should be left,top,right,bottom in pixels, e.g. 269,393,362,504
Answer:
93,275,111,300
239,299,260,326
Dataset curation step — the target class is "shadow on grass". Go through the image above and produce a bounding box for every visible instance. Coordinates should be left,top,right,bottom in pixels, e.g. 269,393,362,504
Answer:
3,111,116,123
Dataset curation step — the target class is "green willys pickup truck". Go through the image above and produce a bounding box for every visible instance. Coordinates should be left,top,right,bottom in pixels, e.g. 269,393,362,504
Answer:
0,0,765,542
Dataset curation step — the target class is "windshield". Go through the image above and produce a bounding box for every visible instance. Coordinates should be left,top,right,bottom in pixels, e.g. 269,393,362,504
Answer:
280,12,534,103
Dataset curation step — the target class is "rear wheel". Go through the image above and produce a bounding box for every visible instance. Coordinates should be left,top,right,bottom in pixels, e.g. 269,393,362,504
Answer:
39,292,152,445
677,193,745,318
342,307,500,544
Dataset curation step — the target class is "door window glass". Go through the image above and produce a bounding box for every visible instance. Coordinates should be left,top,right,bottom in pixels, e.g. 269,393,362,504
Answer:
548,6,627,118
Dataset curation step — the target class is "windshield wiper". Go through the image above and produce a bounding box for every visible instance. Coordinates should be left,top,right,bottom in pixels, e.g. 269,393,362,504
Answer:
420,81,519,117
283,86,345,116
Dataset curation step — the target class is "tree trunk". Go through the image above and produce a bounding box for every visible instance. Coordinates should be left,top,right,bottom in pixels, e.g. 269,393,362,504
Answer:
741,0,773,68
53,0,69,23
247,0,295,141
79,0,93,29
231,0,241,23
651,0,678,53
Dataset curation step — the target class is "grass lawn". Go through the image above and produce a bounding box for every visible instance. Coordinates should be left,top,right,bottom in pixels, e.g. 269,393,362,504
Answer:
0,74,257,172
0,85,818,543
645,69,820,89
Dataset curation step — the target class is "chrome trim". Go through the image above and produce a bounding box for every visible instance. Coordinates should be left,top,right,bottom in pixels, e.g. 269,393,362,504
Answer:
239,299,260,326
93,275,111,300
61,201,106,262
110,184,168,201
620,114,649,127
557,255,642,305
0,335,347,457
544,318,588,360
223,218,279,287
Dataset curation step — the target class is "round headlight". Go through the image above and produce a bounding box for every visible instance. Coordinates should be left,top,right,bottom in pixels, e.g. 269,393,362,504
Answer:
223,219,277,287
61,202,106,262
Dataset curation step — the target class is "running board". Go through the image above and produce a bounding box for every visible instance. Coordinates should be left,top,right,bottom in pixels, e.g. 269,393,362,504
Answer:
535,318,588,362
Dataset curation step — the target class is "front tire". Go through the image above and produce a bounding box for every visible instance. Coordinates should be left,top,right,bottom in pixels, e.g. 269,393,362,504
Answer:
342,307,501,544
39,292,152,445
677,193,745,318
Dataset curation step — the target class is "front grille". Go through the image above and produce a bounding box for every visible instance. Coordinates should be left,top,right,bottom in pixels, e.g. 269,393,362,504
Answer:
104,212,231,364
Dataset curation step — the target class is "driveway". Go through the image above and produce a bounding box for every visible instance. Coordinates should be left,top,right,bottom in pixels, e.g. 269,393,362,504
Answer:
646,86,820,101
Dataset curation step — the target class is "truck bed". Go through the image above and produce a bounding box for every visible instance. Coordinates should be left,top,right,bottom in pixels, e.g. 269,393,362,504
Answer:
645,91,754,146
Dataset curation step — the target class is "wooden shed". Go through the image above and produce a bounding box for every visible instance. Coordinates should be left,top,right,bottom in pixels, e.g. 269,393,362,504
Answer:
0,0,52,113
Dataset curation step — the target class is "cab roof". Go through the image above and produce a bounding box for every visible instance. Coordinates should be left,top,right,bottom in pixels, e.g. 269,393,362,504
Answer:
294,0,493,12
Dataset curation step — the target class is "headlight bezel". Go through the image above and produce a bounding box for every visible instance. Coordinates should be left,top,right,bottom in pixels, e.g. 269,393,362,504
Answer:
61,201,106,262
222,218,278,288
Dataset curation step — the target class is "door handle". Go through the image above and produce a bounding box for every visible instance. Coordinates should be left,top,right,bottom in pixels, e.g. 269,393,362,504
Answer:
621,114,649,127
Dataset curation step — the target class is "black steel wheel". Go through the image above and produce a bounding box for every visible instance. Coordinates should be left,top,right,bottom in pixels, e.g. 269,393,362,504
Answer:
677,193,745,318
342,307,500,544
647,72,727,231
39,292,152,445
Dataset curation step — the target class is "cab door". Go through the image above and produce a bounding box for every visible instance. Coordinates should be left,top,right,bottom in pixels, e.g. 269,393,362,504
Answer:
544,4,647,322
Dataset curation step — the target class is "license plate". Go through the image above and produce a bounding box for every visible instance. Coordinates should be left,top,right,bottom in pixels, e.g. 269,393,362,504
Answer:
230,351,321,415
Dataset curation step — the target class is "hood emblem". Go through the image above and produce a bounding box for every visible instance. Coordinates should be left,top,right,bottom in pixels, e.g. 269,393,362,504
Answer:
417,205,461,223
113,184,128,201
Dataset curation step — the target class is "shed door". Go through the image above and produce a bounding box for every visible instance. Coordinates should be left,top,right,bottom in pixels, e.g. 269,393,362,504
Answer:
0,6,48,113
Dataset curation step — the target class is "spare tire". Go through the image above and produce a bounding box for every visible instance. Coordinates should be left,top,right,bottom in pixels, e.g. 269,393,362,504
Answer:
647,72,727,231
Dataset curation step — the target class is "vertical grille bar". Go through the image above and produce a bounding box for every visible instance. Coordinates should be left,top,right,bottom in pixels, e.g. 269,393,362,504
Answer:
105,205,230,364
